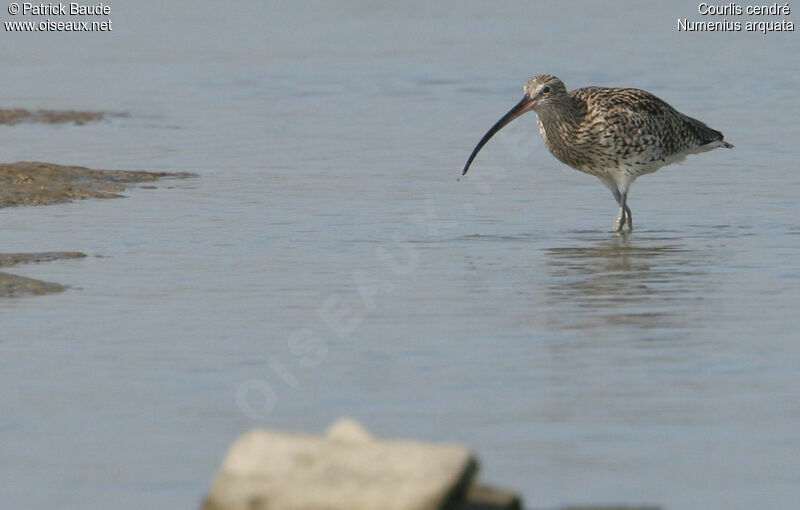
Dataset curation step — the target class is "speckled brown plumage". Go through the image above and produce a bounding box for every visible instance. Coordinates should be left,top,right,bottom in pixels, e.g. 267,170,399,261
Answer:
462,74,733,232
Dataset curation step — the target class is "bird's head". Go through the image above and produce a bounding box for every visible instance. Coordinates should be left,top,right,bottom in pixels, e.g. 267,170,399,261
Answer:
462,75,568,176
523,75,568,111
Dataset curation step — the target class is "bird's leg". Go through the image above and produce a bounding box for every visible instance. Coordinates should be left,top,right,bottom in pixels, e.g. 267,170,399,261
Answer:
614,209,626,233
611,190,626,233
624,205,633,231
621,192,632,232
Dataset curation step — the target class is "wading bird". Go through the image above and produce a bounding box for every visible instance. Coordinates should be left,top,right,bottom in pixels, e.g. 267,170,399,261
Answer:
462,75,733,232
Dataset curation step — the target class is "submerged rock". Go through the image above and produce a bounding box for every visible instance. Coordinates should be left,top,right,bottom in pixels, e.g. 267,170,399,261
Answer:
0,108,105,125
0,252,86,297
0,161,194,209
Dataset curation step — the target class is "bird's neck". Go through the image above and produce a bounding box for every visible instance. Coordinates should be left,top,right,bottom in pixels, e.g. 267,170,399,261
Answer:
537,98,586,167
538,98,582,139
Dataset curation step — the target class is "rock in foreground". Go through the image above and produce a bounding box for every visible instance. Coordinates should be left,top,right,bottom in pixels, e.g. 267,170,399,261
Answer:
202,418,521,510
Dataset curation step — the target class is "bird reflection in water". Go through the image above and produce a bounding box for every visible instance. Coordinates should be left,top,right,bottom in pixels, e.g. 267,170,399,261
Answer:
540,233,712,332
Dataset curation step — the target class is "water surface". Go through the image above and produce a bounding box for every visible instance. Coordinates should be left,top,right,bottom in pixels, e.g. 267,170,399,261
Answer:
1,2,798,509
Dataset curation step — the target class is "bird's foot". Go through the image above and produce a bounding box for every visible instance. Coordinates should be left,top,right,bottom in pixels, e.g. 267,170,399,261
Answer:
613,213,625,233
613,211,633,233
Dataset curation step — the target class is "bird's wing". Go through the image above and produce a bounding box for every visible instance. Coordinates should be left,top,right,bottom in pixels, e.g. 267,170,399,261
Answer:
571,87,670,163
605,103,667,163
592,87,726,159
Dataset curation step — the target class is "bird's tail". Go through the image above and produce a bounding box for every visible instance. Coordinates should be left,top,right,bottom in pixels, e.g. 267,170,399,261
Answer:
683,114,733,149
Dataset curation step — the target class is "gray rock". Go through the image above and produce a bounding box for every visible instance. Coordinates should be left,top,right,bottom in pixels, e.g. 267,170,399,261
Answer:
202,418,478,510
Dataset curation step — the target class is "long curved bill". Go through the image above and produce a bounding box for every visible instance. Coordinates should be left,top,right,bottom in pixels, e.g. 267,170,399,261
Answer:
462,95,535,176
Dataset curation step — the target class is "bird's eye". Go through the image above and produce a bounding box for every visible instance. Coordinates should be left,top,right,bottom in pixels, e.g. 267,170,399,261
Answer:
542,86,551,94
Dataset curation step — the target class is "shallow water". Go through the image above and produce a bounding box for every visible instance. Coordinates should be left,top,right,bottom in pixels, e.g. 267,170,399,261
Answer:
1,2,799,509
